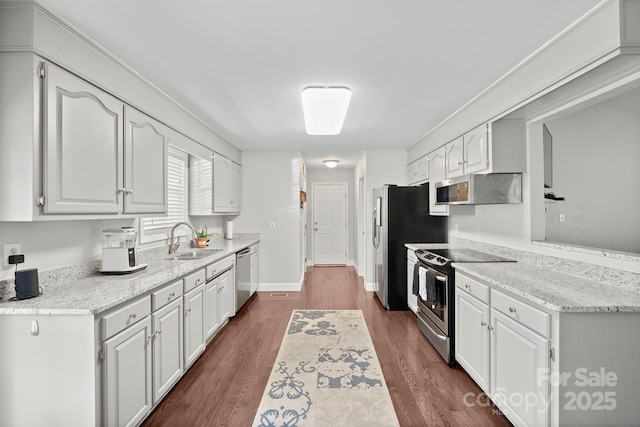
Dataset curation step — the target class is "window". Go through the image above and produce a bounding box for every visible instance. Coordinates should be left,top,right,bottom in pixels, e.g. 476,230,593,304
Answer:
139,146,188,244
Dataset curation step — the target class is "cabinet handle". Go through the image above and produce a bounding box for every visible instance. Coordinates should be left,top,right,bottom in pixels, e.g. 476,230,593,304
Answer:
487,325,494,331
169,292,175,298
156,330,162,335
509,307,517,313
147,334,154,341
118,188,126,194
465,284,471,289
480,321,486,326
124,189,134,195
129,313,137,319
195,278,201,285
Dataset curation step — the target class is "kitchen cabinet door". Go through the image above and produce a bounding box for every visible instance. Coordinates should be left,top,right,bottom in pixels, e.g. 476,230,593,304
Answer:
444,136,464,178
428,146,448,215
218,269,234,324
123,106,168,214
204,276,220,340
463,124,489,174
104,316,152,427
455,288,490,392
490,308,549,427
152,297,183,404
406,259,418,314
189,153,213,215
407,156,428,185
44,63,124,214
213,153,241,213
184,284,206,368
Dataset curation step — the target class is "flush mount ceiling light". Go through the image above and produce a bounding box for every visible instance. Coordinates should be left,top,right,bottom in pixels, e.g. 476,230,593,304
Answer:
301,87,351,135
323,160,340,168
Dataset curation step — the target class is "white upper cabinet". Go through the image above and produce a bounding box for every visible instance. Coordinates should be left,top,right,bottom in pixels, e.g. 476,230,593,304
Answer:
444,136,465,178
189,152,241,215
213,153,241,214
44,63,125,214
444,120,525,179
123,106,168,214
42,63,167,215
427,146,448,216
407,155,429,185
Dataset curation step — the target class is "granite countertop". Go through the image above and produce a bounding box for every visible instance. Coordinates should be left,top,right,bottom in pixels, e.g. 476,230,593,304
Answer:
405,242,640,313
0,238,259,316
453,262,640,313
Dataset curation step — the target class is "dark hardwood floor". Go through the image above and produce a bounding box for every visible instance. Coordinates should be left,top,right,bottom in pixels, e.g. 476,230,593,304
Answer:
142,266,511,426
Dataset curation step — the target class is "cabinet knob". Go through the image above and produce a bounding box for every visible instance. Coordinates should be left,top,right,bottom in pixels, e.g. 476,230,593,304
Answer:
465,284,471,289
488,325,494,331
156,330,162,335
124,189,134,195
480,321,487,327
509,307,517,313
118,188,126,194
129,313,137,319
169,292,175,298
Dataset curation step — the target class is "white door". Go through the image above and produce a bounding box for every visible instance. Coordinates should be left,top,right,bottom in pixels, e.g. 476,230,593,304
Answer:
313,183,347,265
183,285,205,368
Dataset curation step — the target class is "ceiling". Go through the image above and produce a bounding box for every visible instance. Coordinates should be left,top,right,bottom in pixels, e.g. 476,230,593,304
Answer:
37,0,602,169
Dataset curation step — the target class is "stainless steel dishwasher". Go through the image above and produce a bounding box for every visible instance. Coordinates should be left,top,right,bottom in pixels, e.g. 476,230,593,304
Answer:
235,248,252,311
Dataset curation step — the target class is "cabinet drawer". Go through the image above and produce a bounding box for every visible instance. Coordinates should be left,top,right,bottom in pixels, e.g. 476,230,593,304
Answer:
455,273,489,304
206,255,234,279
492,290,550,337
152,279,182,311
102,296,151,339
183,269,206,293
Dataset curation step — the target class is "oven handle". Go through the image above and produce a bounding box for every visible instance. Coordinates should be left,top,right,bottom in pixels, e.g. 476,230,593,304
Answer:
420,315,448,342
418,262,448,283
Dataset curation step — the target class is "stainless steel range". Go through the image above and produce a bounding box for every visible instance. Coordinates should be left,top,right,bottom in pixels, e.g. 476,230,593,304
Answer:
413,248,514,364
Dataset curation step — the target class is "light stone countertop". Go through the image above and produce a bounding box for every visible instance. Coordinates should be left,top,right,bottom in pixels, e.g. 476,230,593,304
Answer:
0,238,259,316
405,242,640,313
453,262,640,313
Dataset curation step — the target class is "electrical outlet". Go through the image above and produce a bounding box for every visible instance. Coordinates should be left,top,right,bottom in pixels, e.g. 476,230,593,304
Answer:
559,214,565,223
4,243,22,267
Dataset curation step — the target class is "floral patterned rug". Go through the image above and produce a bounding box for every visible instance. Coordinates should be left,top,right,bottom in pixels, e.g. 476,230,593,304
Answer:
252,310,400,427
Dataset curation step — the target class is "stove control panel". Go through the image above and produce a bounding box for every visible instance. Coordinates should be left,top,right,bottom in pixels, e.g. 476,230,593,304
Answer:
414,249,449,266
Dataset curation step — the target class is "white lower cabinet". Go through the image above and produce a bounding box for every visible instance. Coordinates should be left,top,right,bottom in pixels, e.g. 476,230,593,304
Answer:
151,297,184,404
103,316,153,427
455,289,490,391
184,283,206,368
204,275,221,339
490,308,549,427
455,272,550,427
218,269,233,323
406,250,418,313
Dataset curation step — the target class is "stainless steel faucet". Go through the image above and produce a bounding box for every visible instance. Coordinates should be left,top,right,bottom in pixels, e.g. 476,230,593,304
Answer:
168,222,196,255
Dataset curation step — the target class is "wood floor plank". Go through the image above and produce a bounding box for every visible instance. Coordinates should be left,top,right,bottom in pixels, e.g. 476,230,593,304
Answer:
142,266,511,426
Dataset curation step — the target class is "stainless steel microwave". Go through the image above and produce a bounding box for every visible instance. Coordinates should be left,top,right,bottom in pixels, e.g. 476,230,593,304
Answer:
435,173,522,205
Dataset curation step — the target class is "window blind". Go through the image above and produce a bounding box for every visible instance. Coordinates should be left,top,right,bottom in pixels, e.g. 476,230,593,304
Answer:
142,146,187,233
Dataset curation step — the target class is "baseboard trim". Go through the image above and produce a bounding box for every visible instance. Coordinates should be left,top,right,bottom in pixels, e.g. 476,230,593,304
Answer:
364,281,376,292
258,283,302,292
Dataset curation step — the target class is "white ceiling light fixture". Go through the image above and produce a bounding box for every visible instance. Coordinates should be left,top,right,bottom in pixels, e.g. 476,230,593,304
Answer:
302,87,352,135
323,160,340,168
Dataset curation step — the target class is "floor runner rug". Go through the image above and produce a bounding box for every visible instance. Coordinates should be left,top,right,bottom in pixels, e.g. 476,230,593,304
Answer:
252,310,400,427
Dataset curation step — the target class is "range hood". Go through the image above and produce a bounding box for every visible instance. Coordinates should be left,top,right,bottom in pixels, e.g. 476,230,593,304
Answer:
435,173,522,205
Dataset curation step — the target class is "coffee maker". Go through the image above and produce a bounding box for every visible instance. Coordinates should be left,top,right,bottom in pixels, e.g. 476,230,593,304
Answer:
100,227,147,274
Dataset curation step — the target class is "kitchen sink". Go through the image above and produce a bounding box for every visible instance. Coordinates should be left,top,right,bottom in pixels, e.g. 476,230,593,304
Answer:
167,249,224,260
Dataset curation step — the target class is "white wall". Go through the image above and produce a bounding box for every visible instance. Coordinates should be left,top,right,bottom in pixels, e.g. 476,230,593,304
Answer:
305,168,356,266
544,97,640,253
233,151,304,288
362,150,408,288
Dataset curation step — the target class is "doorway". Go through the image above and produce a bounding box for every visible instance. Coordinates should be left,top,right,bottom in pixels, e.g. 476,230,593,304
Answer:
312,183,347,265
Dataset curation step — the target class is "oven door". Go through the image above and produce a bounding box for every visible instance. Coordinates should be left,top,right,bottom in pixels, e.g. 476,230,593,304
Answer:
416,263,449,335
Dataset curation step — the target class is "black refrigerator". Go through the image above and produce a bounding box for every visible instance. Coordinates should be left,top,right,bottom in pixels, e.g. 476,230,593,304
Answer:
373,184,448,310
